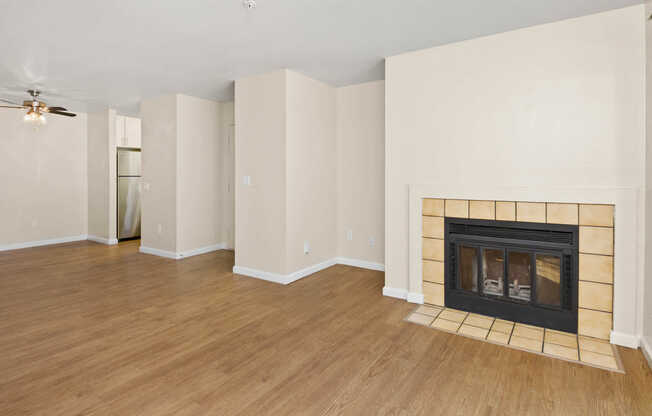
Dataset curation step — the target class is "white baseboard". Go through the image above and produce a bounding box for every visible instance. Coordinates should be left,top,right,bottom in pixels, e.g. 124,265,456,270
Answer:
382,286,408,300
234,258,337,285
178,243,227,258
232,266,287,284
287,258,337,283
407,292,424,304
610,331,640,349
233,257,386,286
87,235,118,245
139,246,180,259
139,243,228,260
0,234,88,252
335,257,385,271
641,335,652,370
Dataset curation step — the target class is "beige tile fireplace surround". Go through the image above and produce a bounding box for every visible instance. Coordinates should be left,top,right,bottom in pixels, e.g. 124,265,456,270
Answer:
421,198,614,341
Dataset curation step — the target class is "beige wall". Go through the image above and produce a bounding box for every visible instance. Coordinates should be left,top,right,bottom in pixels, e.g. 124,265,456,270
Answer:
336,81,385,265
87,110,110,239
141,94,230,255
386,6,645,329
219,101,235,249
141,94,178,253
176,94,222,253
644,0,652,357
235,70,287,274
87,109,118,241
235,70,386,276
286,71,337,272
0,109,88,247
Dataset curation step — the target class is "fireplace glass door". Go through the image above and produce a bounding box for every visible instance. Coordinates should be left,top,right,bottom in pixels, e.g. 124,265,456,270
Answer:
445,218,578,332
507,251,531,302
481,248,504,297
535,254,561,307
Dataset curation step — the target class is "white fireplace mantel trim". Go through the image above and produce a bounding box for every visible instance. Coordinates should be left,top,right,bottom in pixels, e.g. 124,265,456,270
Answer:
406,184,644,349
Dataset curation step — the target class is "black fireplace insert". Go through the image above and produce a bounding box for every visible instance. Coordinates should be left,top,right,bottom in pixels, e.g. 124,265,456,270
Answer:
444,217,578,333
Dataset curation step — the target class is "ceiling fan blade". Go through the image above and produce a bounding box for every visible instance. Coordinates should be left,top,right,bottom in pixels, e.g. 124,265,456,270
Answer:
49,110,77,117
46,106,67,112
0,98,22,106
0,105,25,109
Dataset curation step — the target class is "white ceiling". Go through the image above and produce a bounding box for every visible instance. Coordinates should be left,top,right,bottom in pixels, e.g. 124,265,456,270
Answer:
0,0,642,114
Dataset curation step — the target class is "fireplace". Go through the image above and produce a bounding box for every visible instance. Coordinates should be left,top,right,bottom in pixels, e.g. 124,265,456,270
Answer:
444,217,578,333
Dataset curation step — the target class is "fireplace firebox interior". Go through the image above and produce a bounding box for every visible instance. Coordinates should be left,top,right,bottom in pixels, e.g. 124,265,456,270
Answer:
444,218,578,333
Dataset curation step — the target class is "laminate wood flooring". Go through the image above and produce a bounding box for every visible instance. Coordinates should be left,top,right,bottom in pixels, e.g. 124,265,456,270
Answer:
1,240,651,415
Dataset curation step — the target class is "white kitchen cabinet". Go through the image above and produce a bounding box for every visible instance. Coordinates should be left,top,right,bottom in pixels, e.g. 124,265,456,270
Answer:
125,117,141,148
115,115,141,148
115,115,127,147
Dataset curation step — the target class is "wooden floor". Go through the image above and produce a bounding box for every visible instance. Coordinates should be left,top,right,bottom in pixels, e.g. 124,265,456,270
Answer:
1,241,651,415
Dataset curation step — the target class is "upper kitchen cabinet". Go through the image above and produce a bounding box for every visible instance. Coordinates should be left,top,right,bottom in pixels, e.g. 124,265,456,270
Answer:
116,115,142,148
125,117,141,148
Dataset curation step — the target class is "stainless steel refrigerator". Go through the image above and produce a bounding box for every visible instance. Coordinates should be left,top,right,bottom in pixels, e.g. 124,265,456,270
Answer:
117,149,141,240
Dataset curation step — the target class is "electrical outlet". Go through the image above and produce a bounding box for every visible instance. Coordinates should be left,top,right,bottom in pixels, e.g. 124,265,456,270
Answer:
304,241,310,254
369,237,375,247
157,224,163,235
243,175,251,186
346,229,353,241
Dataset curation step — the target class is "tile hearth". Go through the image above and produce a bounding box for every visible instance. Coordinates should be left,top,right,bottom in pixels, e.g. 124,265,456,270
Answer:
405,305,623,373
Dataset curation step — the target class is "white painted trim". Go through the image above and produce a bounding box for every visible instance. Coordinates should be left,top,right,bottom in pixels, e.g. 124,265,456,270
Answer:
382,286,408,300
139,243,228,260
139,246,181,259
87,235,118,245
407,292,425,304
610,331,640,349
233,257,385,285
287,259,337,283
0,234,88,252
335,257,385,271
640,335,652,370
232,266,287,284
234,258,337,285
178,243,227,259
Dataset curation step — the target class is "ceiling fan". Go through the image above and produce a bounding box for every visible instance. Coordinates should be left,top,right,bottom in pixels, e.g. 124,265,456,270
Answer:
0,90,76,123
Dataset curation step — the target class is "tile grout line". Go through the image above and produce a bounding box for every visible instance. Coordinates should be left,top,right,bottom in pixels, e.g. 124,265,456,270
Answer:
507,321,516,345
578,305,613,314
578,278,613,285
579,224,615,229
485,318,496,340
578,251,614,258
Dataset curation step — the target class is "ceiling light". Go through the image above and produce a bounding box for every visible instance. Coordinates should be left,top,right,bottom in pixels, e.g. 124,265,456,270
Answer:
243,0,256,9
24,107,46,125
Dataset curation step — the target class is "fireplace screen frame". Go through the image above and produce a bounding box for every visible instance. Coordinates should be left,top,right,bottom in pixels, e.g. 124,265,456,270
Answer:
444,217,578,333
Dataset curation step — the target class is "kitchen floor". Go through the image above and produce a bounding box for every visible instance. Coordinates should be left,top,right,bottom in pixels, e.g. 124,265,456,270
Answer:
0,240,651,415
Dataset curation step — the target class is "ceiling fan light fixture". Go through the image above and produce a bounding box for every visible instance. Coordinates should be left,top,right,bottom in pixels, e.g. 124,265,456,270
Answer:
24,108,46,124
2,90,76,121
